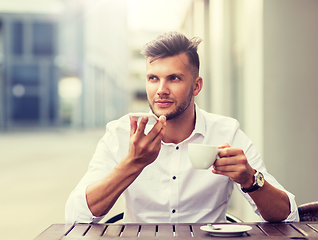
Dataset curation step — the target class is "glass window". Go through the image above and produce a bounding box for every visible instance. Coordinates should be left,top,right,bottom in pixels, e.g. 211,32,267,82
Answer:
32,22,55,56
49,65,57,121
0,20,3,54
11,65,39,85
12,96,39,120
11,21,23,55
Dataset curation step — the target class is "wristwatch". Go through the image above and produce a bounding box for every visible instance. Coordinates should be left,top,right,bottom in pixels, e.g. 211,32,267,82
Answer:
241,170,264,193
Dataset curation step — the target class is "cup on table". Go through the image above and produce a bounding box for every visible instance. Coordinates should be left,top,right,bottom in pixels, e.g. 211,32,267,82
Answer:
188,143,220,169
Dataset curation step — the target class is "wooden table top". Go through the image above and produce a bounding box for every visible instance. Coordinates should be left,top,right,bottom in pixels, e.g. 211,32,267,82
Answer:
34,222,318,239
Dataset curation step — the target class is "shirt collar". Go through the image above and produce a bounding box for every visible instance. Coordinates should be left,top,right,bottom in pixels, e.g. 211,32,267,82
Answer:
163,103,206,146
193,103,206,137
147,103,206,142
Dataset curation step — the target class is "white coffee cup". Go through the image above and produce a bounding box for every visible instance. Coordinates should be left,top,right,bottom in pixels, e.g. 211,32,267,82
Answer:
188,143,220,169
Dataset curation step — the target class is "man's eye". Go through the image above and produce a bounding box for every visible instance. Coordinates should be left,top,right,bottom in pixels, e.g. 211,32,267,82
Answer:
148,76,158,81
170,76,180,81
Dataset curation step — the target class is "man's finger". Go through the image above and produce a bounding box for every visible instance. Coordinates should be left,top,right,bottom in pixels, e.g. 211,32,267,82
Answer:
146,115,166,141
219,142,230,149
134,116,149,137
151,117,166,146
129,116,138,136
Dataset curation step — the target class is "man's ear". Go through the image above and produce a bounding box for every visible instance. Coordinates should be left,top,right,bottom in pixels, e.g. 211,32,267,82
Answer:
193,77,203,96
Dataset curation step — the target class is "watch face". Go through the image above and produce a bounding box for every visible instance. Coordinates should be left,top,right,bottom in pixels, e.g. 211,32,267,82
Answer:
256,173,265,187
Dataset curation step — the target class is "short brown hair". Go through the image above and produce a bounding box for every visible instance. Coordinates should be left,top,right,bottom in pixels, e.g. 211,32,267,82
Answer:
141,32,202,76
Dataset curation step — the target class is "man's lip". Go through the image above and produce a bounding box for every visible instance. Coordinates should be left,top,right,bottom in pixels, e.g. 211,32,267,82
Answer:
155,100,173,103
155,99,173,103
155,100,174,107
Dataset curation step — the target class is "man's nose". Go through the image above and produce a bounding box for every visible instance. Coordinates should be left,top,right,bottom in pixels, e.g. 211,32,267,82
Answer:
157,80,169,96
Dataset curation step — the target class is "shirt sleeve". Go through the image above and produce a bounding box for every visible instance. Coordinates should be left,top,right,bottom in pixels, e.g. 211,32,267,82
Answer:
231,127,299,222
65,123,123,223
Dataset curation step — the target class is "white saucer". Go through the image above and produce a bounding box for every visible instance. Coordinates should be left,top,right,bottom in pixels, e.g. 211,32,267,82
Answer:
200,224,252,237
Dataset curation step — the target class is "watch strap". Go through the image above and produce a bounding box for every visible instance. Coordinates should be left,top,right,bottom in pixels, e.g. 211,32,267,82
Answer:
241,170,262,193
241,182,261,193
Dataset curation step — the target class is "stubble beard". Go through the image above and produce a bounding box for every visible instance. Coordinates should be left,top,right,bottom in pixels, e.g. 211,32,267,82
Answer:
148,87,194,121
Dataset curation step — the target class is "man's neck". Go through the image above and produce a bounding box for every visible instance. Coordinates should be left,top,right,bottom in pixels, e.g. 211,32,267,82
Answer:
162,104,196,144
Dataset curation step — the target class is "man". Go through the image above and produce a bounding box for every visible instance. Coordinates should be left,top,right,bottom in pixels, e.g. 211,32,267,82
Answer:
65,32,299,223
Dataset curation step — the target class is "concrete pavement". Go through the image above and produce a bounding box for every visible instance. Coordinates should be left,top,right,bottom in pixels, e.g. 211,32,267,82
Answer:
0,128,124,240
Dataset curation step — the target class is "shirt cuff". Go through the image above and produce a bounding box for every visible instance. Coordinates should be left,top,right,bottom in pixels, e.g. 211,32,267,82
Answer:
283,191,299,222
65,185,106,223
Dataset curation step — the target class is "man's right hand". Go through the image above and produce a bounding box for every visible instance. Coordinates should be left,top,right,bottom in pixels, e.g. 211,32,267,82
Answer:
86,115,166,218
127,115,166,169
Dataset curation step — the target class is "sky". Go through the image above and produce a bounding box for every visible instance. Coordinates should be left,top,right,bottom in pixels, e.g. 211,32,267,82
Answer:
0,0,65,13
0,0,191,31
127,0,191,31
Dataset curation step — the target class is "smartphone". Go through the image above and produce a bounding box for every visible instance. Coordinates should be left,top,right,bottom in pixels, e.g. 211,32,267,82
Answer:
129,113,159,125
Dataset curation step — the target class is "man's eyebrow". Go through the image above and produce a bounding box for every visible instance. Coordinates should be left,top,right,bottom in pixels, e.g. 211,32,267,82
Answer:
146,73,157,78
146,72,185,78
168,73,185,77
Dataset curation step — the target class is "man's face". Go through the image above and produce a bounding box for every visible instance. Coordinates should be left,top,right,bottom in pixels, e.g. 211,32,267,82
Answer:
146,53,200,120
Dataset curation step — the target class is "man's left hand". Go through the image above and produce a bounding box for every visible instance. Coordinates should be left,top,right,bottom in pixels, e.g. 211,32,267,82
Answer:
212,143,255,188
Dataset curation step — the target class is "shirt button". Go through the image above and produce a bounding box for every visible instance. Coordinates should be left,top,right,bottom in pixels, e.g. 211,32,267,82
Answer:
176,146,179,150
172,176,176,180
172,209,176,213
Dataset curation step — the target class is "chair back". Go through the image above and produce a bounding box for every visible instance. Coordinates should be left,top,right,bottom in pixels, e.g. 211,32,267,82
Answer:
298,201,318,221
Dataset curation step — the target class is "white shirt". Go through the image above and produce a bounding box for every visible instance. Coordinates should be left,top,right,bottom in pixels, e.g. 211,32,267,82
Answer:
65,105,299,223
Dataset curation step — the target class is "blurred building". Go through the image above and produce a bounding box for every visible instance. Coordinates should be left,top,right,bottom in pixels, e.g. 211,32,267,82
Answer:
181,0,318,221
0,12,61,130
80,0,130,128
0,0,131,131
